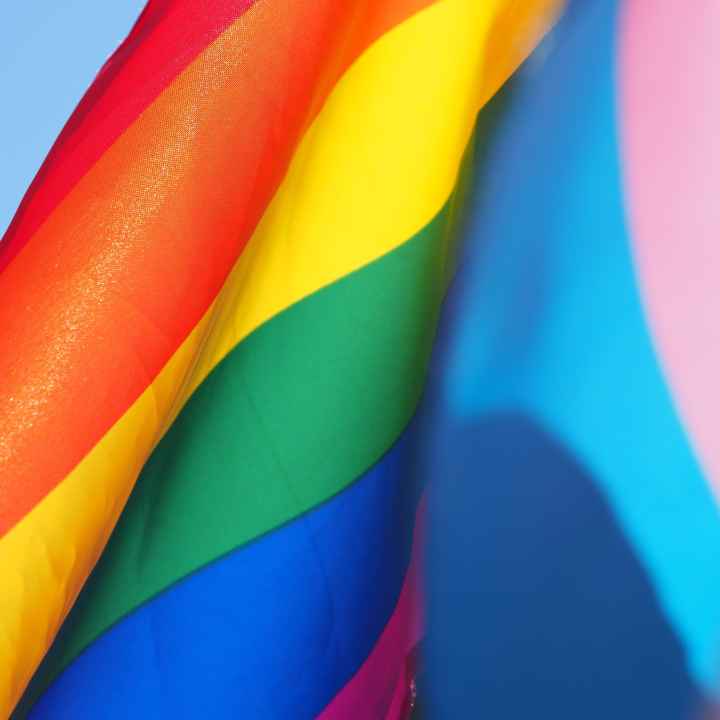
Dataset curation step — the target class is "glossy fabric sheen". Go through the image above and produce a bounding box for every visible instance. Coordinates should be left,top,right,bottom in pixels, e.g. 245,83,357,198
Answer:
29,195,460,687
0,0,444,707
25,437,422,719
0,0,559,712
0,0,255,274
19,102,473,715
0,0,443,275
0,0,444,535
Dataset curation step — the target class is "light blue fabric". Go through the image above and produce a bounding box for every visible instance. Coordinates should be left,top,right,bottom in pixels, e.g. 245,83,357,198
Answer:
431,0,720,692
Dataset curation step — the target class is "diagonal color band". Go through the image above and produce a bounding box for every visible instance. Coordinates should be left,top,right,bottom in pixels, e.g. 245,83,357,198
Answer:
0,0,558,713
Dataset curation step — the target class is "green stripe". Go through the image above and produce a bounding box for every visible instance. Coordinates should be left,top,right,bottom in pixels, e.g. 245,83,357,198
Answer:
21,127,479,705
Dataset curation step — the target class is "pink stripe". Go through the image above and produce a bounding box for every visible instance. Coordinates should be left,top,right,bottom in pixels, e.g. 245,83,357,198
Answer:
619,1,720,498
319,500,425,720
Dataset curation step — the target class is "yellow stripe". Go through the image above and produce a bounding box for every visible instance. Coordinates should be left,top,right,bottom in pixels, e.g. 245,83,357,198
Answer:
0,0,558,712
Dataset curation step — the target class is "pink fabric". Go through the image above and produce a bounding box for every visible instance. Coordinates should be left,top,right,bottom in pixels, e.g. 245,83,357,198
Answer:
318,500,425,720
620,0,720,498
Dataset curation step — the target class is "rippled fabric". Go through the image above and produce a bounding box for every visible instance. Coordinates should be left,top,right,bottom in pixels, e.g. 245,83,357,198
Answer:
0,0,557,715
26,434,422,720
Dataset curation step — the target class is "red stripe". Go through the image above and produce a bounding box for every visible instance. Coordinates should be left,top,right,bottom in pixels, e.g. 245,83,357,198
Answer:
0,0,254,274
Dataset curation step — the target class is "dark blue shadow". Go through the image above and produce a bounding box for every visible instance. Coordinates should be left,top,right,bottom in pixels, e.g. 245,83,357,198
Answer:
422,413,700,719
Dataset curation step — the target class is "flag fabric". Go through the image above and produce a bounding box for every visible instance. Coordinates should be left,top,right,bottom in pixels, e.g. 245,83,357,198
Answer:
420,0,720,717
0,1,557,717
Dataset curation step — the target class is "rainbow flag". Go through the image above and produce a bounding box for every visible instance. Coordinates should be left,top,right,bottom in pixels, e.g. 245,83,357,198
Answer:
0,1,557,717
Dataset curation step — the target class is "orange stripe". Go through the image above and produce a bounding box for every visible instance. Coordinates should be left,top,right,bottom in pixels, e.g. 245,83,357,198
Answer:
0,0,437,534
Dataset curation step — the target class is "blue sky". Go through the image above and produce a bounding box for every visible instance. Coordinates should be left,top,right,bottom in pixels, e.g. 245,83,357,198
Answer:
0,2,146,237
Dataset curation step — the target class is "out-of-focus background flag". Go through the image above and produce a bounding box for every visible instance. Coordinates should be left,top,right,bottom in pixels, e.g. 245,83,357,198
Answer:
420,0,720,717
2,1,719,719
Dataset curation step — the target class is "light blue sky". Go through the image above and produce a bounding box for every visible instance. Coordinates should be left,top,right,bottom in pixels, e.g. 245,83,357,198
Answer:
0,2,146,237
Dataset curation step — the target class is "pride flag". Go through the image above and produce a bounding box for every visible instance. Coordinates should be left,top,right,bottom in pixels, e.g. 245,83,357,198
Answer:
5,0,719,717
0,1,557,717
420,0,720,717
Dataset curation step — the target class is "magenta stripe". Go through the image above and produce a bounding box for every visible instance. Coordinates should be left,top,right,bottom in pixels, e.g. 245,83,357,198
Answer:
619,0,720,500
318,501,425,720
